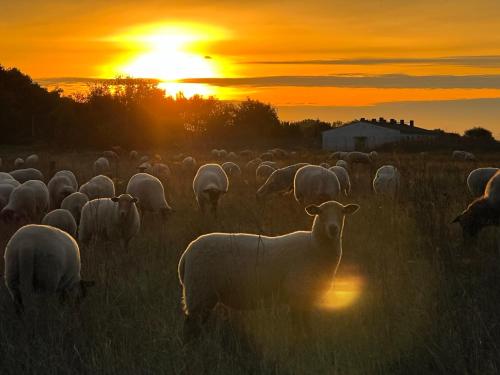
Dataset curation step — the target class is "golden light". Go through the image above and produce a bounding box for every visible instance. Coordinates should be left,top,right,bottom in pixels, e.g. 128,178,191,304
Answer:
317,271,364,311
103,23,231,98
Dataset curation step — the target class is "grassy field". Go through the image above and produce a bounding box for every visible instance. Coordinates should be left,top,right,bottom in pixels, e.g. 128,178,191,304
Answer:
0,149,499,374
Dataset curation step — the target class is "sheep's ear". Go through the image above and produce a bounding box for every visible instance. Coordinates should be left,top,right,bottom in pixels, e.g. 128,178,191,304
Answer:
451,214,462,224
111,196,119,202
342,204,360,215
305,204,321,216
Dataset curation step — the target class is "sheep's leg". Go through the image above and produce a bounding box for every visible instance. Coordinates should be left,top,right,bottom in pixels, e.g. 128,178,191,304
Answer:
10,288,24,316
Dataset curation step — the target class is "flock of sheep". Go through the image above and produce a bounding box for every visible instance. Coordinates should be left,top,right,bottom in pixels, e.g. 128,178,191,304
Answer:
0,147,497,342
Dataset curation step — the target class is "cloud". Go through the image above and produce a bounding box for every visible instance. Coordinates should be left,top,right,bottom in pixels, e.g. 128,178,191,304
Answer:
180,74,500,89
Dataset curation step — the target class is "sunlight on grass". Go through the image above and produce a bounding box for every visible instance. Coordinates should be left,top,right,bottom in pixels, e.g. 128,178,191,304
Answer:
317,273,364,311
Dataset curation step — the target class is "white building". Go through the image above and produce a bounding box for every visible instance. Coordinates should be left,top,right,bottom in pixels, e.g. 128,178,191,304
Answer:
322,118,436,151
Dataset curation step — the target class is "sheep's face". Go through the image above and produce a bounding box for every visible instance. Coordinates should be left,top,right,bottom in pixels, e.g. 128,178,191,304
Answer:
452,198,497,238
306,201,360,240
111,194,138,221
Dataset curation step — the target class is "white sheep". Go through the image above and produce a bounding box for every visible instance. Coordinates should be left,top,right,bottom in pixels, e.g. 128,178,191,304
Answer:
129,150,139,160
137,161,152,173
139,155,150,164
260,152,274,161
335,160,349,170
319,162,330,169
79,175,115,200
219,150,228,159
453,170,500,238
373,165,400,197
25,154,40,167
93,157,111,175
42,209,77,238
193,164,229,216
103,150,119,161
48,170,78,210
4,224,94,314
369,151,379,160
329,166,351,197
329,151,348,160
256,163,309,201
78,194,140,250
0,180,49,223
211,149,220,159
255,164,276,185
150,163,172,182
346,151,372,164
9,168,44,183
452,150,476,161
182,156,197,172
245,158,262,172
61,192,89,225
260,161,278,169
0,172,21,187
0,184,16,211
178,200,359,340
466,167,498,197
227,151,238,161
221,162,242,179
294,165,341,206
126,173,173,222
14,158,24,168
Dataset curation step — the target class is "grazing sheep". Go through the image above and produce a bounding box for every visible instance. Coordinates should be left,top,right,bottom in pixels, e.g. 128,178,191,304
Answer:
319,162,330,169
369,151,379,160
25,154,39,167
178,200,360,340
239,150,254,158
335,160,349,170
61,192,89,225
260,161,278,169
48,170,78,210
1,180,49,223
137,161,152,173
452,150,476,161
193,164,229,216
453,170,500,238
103,150,119,161
4,224,94,315
329,151,348,160
9,168,44,183
42,209,77,238
260,152,274,161
182,156,197,172
466,168,499,197
126,173,173,222
373,165,400,197
150,163,172,182
256,163,309,201
346,152,372,164
129,150,139,160
256,164,276,184
329,166,351,197
0,184,16,211
94,157,111,176
0,172,21,187
245,158,262,172
221,162,242,179
227,152,238,161
79,194,140,250
139,155,150,164
219,150,228,159
14,158,24,168
79,175,115,200
294,165,341,206
270,148,289,159
211,149,220,159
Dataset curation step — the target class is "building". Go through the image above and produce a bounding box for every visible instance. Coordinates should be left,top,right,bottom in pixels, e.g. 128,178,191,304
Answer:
321,118,437,151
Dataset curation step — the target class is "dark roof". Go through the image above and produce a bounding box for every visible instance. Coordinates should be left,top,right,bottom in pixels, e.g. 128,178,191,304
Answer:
334,120,436,136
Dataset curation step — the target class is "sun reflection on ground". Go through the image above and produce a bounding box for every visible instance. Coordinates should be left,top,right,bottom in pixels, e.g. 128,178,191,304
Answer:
317,267,364,311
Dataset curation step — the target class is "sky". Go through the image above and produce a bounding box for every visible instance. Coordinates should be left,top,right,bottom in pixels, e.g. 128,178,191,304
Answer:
2,0,500,137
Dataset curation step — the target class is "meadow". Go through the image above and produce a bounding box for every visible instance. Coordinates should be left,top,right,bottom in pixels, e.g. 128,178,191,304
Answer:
0,149,499,374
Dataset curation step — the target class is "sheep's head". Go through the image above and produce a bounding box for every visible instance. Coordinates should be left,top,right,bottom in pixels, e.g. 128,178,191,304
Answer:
111,194,138,221
64,279,95,306
256,170,289,201
306,201,359,241
452,198,498,239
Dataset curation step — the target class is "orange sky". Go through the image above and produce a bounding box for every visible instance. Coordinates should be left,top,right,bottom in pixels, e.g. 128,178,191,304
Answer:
2,0,500,136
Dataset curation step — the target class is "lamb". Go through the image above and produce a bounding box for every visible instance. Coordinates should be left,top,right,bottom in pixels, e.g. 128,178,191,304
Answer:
93,157,111,175
452,170,500,238
256,163,309,201
61,192,89,225
78,194,140,250
294,165,341,206
221,162,242,179
126,173,173,222
14,158,24,168
0,180,49,223
4,224,94,315
42,209,77,237
48,170,78,210
25,154,40,167
9,168,44,183
329,166,351,197
193,164,229,216
452,150,476,161
182,156,197,172
256,164,276,184
178,200,359,340
373,165,400,197
466,167,498,197
79,175,115,200
346,151,372,164
336,160,349,170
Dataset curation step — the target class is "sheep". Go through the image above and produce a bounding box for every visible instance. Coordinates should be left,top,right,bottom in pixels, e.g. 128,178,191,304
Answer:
373,165,400,197
178,200,360,340
227,152,238,161
14,158,24,168
329,166,351,197
260,152,274,161
129,150,139,160
270,148,289,159
259,161,278,169
319,162,330,169
219,150,228,159
137,161,152,173
78,194,140,250
335,160,349,170
0,172,21,187
25,154,39,167
369,151,379,160
294,165,341,206
42,209,77,238
329,151,348,160
452,170,500,238
239,150,254,158
193,164,229,216
211,149,220,159
139,155,150,164
4,224,94,315
256,164,276,184
48,170,78,210
245,158,262,172
9,168,44,183
182,156,197,172
256,163,309,201
0,184,16,211
79,175,115,200
467,167,499,197
103,150,119,161
94,157,111,176
0,180,49,224
221,162,242,179
346,151,372,164
126,173,173,222
61,192,89,225
150,163,172,182
452,150,476,161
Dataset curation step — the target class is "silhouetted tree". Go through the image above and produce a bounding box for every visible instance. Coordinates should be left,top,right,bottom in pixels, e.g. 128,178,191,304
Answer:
463,127,495,142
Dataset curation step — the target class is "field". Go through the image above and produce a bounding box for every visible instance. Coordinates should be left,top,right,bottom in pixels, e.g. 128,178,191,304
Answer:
0,149,499,374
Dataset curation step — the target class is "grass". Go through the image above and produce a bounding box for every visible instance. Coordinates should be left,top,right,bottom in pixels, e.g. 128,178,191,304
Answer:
0,150,499,374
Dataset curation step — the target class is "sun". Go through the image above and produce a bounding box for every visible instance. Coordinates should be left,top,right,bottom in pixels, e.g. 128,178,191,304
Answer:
103,23,229,98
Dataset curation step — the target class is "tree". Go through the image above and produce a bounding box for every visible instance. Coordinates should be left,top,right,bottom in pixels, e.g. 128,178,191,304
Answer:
463,127,495,142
